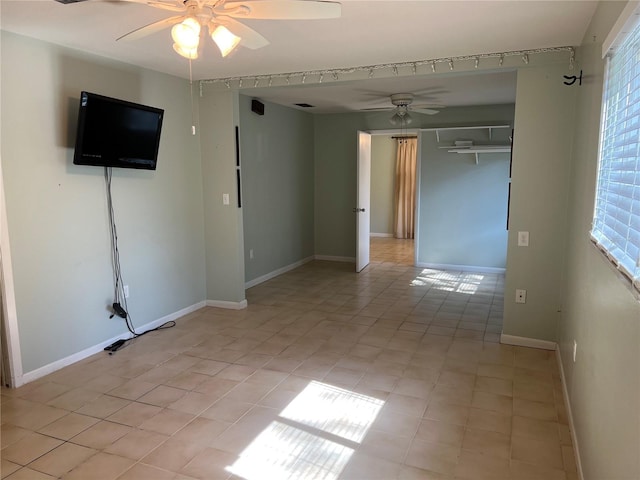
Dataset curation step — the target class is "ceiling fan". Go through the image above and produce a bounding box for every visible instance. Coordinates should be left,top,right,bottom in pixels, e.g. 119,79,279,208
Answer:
363,93,442,126
55,0,341,59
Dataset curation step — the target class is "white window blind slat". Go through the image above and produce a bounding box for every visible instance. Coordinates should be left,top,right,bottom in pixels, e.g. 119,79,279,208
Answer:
592,23,640,293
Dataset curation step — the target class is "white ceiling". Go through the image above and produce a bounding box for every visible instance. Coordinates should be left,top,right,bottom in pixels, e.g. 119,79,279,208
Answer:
1,0,598,112
245,68,519,113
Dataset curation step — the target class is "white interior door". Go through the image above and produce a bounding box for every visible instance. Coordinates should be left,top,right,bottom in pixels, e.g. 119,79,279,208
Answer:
356,131,372,272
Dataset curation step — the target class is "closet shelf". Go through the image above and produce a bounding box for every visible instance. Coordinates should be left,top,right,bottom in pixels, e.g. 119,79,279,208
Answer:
445,145,512,164
438,145,511,151
423,124,511,142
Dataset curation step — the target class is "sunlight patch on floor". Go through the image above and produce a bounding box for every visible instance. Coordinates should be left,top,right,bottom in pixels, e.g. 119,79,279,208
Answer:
227,381,385,480
281,381,384,443
411,269,485,295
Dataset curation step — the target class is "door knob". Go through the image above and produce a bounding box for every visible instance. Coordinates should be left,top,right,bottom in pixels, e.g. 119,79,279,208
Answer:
353,207,365,213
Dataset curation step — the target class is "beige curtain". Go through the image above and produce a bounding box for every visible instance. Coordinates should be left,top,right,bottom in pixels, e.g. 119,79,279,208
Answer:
394,137,417,239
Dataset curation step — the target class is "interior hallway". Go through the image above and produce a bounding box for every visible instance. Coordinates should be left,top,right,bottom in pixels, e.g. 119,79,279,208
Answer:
0,250,577,479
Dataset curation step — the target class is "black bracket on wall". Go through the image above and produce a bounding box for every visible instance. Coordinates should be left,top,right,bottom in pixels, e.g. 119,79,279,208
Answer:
235,126,241,208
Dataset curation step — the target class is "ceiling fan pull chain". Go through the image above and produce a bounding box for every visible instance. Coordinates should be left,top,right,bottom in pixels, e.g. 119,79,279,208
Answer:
189,58,196,135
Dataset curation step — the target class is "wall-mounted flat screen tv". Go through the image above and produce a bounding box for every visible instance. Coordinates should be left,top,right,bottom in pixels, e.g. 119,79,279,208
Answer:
73,91,164,170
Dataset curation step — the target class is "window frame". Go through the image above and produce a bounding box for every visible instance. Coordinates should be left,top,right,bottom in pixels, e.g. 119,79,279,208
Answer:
592,8,640,295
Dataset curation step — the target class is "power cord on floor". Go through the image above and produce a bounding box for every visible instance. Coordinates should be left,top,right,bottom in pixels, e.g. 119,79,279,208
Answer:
104,167,175,354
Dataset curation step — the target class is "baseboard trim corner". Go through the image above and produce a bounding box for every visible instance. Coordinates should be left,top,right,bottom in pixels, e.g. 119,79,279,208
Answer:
206,299,248,310
495,334,584,477
244,256,314,289
500,333,557,351
555,348,585,480
314,255,356,263
20,300,207,385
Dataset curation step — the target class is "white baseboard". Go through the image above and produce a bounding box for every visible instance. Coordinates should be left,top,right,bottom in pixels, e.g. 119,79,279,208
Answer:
499,334,583,478
206,299,248,310
555,348,584,480
19,301,207,386
416,262,506,274
370,233,393,238
500,333,557,351
314,255,356,263
244,256,314,289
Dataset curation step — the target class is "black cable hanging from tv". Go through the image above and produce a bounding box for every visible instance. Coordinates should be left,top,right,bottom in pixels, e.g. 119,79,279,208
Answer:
104,167,175,353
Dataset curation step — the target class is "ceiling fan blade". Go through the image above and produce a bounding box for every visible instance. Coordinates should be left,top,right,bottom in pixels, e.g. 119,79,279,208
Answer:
145,1,187,12
117,15,184,42
216,16,269,50
216,1,341,20
413,108,440,115
109,0,186,11
360,107,394,112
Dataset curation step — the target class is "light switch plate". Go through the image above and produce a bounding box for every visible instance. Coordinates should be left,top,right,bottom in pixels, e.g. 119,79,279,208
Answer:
518,231,529,247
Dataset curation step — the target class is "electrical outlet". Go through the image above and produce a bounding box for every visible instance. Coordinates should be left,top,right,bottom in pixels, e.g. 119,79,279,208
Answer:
515,289,526,303
518,231,530,247
223,193,230,205
124,285,129,299
249,249,254,260
573,340,577,362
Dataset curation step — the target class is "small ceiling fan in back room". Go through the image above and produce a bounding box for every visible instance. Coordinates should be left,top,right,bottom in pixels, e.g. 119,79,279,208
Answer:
54,0,342,60
361,93,443,126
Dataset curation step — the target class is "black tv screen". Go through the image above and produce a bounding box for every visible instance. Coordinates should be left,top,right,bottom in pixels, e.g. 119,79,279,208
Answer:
73,91,164,170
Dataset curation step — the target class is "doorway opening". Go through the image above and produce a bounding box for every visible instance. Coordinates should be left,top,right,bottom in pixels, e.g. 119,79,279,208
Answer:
358,130,420,271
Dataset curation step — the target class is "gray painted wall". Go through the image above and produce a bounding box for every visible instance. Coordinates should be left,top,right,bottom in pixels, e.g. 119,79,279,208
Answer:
503,64,577,342
314,113,363,259
1,32,206,373
198,90,246,305
559,2,640,479
314,105,515,261
418,127,511,269
239,96,315,283
370,136,395,235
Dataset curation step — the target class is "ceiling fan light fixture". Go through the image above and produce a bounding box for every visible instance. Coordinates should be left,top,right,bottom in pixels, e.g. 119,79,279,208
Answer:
171,17,201,50
115,0,343,61
390,110,412,126
173,43,199,59
211,24,241,57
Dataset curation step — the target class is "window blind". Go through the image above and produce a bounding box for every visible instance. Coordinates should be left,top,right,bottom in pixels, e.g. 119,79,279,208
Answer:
592,22,640,293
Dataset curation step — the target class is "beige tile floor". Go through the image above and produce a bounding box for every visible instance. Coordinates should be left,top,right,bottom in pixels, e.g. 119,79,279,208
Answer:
369,238,415,266
1,239,577,479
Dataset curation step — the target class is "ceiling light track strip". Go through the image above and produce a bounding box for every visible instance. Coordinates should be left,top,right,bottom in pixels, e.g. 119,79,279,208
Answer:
200,46,575,91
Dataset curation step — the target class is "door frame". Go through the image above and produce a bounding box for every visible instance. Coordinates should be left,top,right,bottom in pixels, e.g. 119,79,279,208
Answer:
0,157,23,387
357,128,422,266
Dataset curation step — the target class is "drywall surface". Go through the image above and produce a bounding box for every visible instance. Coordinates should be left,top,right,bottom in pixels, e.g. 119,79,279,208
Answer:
503,64,577,342
1,32,206,373
199,89,246,304
370,136,395,235
239,96,315,283
418,127,511,269
314,104,515,260
559,2,640,479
